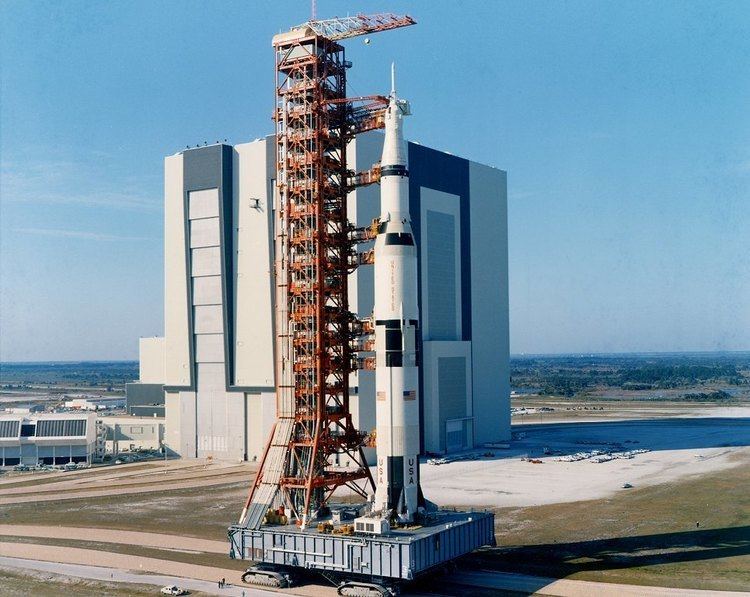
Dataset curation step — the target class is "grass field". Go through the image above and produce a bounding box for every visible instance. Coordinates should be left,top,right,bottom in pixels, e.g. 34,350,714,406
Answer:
0,535,246,572
474,451,750,592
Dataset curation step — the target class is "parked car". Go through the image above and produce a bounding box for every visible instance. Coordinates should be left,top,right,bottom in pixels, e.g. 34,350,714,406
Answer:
160,586,188,595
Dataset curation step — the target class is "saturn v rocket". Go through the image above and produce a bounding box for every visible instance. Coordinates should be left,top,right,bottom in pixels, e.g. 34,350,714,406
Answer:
372,66,422,523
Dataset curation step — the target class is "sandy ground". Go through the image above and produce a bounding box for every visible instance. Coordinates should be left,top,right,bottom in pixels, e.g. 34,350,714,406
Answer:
0,525,226,554
0,460,256,505
422,410,750,508
448,570,750,596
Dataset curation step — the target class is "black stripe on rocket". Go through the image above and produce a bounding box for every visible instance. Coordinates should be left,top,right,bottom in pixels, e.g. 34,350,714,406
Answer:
375,318,420,368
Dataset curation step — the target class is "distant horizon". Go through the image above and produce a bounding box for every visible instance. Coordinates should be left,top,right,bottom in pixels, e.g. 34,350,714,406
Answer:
2,349,750,366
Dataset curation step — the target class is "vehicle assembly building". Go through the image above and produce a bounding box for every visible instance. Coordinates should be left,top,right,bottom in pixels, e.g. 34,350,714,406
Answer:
129,15,511,475
144,129,510,463
141,112,510,466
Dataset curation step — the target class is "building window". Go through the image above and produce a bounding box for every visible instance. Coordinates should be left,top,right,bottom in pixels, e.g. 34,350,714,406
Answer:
0,420,19,438
36,419,86,437
426,210,457,340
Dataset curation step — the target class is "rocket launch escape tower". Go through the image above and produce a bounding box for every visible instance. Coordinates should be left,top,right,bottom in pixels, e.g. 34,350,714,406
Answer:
228,14,495,596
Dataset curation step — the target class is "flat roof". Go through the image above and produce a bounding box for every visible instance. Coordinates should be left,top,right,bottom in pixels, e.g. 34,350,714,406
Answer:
256,509,492,544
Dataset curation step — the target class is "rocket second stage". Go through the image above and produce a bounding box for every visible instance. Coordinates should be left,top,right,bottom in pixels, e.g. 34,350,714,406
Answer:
373,67,421,523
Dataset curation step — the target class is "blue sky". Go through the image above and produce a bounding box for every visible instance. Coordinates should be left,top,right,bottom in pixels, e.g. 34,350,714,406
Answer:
1,0,749,361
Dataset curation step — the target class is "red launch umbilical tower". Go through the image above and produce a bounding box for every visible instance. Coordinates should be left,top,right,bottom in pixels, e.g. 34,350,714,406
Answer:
240,13,415,529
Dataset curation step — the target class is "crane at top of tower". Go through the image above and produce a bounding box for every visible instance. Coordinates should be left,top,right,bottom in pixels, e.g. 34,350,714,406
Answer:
292,13,416,41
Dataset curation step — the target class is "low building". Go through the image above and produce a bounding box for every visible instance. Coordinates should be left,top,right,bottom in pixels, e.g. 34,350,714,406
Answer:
64,397,126,411
4,404,44,414
98,415,165,454
0,413,104,466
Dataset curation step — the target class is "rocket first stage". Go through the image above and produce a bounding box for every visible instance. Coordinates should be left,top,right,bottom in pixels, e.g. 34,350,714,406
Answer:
373,66,422,523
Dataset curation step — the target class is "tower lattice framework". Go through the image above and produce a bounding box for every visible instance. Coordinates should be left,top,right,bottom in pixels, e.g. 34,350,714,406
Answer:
240,14,415,530
274,32,371,523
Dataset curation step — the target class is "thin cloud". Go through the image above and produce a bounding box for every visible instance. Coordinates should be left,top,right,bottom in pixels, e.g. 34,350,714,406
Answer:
4,191,160,211
0,158,160,212
13,227,154,242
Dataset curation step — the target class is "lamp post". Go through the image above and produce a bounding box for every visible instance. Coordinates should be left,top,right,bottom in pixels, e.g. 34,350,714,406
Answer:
161,440,168,474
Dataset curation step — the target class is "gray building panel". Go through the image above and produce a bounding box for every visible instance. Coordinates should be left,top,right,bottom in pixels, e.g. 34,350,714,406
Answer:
407,143,472,453
437,356,467,451
36,419,86,437
408,143,472,343
426,210,457,340
126,383,165,416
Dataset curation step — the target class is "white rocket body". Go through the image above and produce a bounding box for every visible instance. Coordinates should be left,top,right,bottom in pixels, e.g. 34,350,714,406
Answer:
373,70,421,522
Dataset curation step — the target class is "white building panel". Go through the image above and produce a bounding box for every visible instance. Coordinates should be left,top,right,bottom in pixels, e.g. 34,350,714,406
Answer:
246,391,277,462
191,246,222,277
193,304,224,334
192,275,222,306
164,154,191,386
188,188,220,220
233,141,275,387
195,333,225,363
196,363,226,391
174,391,197,457
194,382,245,461
189,217,220,248
139,337,165,383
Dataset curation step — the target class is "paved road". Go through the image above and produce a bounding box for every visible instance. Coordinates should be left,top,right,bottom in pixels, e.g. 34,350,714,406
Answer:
0,556,273,597
449,570,750,596
0,543,336,596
